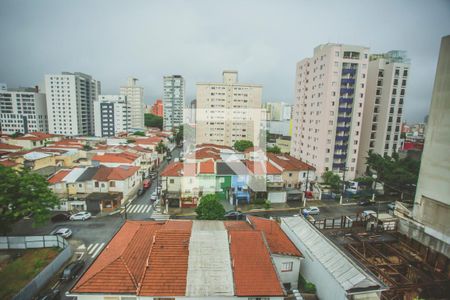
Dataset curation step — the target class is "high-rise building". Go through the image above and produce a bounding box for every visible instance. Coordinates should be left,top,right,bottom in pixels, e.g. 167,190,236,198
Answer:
163,75,185,131
45,72,100,136
196,71,262,147
403,35,450,257
93,95,131,137
0,83,7,91
264,102,292,121
0,86,48,134
120,77,144,130
291,43,370,179
151,99,164,117
357,51,410,175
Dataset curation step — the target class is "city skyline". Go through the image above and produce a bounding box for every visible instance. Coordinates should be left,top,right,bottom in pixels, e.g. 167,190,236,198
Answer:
1,0,449,123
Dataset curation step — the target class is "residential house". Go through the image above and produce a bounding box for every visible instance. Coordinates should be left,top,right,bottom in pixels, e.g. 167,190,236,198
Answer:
48,165,141,212
0,143,23,152
70,219,301,299
5,132,62,149
245,160,286,203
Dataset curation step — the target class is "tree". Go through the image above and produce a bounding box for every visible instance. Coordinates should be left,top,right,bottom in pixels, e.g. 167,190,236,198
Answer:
155,141,166,154
175,126,184,146
267,145,281,154
82,144,93,151
144,113,163,130
195,194,225,220
133,131,146,137
0,166,59,234
321,171,341,193
11,131,24,138
233,140,254,152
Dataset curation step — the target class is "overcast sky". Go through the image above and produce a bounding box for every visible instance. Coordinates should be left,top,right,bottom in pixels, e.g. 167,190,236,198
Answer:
1,0,449,123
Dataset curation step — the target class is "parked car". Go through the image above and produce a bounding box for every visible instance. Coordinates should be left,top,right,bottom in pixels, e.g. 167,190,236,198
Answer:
51,227,72,238
362,210,377,218
143,179,151,189
61,260,85,281
224,211,246,220
387,202,396,210
69,211,91,221
51,213,71,222
358,199,372,206
148,171,157,179
150,192,158,202
302,206,320,215
138,188,145,196
37,288,60,300
166,155,172,161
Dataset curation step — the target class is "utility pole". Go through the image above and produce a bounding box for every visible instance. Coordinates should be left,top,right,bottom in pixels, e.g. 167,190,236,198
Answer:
341,167,347,204
303,166,310,207
124,201,128,220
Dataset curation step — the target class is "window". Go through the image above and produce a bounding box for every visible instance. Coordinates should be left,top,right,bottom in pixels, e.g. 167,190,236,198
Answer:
281,261,293,272
109,181,115,187
248,298,270,300
95,182,99,187
289,173,293,177
170,179,174,184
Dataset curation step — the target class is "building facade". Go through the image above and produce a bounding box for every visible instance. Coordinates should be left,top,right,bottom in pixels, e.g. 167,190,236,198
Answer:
45,72,100,136
93,95,131,137
196,71,262,147
291,44,370,179
163,75,185,131
264,101,292,121
120,77,144,130
151,99,163,117
357,51,410,175
0,86,48,134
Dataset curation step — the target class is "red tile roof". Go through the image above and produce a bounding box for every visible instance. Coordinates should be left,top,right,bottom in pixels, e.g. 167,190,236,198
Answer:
244,146,262,153
0,143,23,150
224,221,253,231
47,139,84,149
248,216,302,257
268,153,315,171
92,152,139,164
196,143,233,150
93,165,140,181
199,159,215,174
134,137,163,145
245,160,282,175
0,159,18,167
229,230,284,296
160,162,196,177
48,170,71,184
185,148,221,160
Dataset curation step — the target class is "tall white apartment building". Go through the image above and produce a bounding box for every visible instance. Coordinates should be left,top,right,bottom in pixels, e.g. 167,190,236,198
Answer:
120,77,144,130
196,71,262,147
45,72,100,136
264,101,292,121
291,44,370,179
0,86,48,134
163,75,185,131
94,95,131,137
357,51,410,175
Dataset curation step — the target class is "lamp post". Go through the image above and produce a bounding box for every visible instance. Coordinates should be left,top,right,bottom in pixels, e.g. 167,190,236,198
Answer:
372,174,380,231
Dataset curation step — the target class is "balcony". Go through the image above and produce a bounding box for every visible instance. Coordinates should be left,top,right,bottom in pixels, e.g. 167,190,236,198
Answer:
337,117,351,123
334,154,347,160
342,68,356,76
341,78,355,85
338,107,352,114
336,126,350,132
335,135,349,142
332,163,346,169
334,144,348,151
339,97,353,104
340,88,354,95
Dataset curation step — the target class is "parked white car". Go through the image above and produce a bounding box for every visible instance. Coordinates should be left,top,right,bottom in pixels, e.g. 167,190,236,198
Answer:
302,206,320,215
51,228,72,238
150,192,158,202
69,211,91,221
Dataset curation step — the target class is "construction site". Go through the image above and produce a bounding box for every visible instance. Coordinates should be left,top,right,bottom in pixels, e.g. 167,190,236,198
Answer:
315,213,450,300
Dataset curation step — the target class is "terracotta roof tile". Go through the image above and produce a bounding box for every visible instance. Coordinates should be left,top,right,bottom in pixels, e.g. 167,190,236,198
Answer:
134,137,163,145
93,152,139,164
93,165,140,181
0,143,23,150
245,160,282,175
48,169,71,184
248,216,302,257
224,221,252,231
199,159,215,174
268,153,315,171
229,230,284,296
160,162,196,177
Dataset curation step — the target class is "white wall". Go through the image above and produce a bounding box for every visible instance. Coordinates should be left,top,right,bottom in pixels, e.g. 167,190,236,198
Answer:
268,191,287,203
272,254,301,289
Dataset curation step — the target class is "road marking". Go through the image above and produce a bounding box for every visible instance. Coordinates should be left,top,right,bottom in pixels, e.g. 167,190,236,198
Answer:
129,204,139,213
145,205,152,213
138,205,147,213
88,243,100,255
91,243,105,258
86,243,94,252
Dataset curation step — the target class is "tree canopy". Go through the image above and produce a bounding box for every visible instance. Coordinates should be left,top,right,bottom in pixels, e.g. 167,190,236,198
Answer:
133,131,146,137
195,194,225,220
365,152,419,195
155,141,168,154
144,113,163,130
321,171,341,193
233,140,254,152
175,126,184,146
267,145,281,154
0,166,59,234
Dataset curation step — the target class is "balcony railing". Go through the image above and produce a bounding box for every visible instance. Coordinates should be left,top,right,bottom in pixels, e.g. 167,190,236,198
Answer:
332,163,346,169
341,78,355,85
342,68,356,76
338,107,353,114
340,88,354,95
337,117,351,123
335,135,349,141
334,144,348,150
339,97,353,104
334,154,347,160
336,126,350,132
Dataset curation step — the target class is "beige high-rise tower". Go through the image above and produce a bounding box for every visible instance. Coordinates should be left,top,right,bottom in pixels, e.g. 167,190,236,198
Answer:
195,71,262,147
120,77,144,130
291,44,370,179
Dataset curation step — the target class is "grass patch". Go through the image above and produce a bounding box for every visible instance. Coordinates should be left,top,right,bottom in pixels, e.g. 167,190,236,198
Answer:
0,248,60,300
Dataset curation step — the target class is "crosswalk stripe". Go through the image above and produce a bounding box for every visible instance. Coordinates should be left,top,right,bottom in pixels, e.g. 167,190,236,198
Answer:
145,205,152,213
129,204,139,213
86,244,94,252
91,243,105,258
137,205,145,213
88,243,100,255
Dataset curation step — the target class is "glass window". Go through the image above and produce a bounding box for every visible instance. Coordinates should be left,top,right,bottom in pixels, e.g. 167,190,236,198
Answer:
281,261,293,272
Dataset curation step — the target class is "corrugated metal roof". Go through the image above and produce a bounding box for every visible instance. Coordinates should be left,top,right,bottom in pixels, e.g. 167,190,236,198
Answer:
64,167,87,183
186,221,234,296
281,217,382,292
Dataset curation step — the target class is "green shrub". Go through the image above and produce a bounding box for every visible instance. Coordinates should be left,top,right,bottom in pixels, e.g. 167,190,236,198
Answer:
304,282,316,293
264,200,271,210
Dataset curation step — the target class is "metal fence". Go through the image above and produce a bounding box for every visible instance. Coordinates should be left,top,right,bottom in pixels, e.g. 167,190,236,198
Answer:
0,235,68,250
